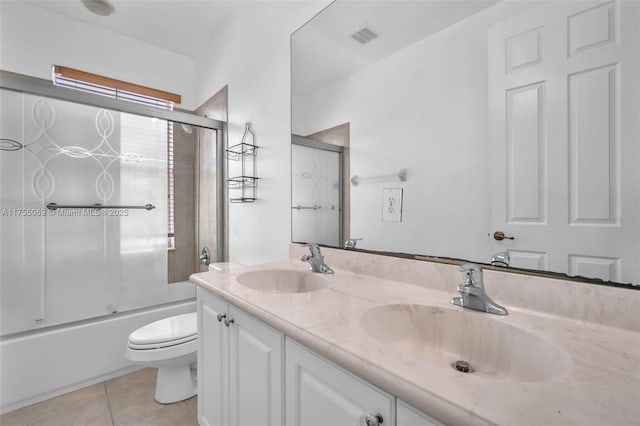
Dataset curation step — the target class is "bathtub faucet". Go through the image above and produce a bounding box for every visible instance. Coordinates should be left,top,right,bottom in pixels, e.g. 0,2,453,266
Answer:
301,244,334,274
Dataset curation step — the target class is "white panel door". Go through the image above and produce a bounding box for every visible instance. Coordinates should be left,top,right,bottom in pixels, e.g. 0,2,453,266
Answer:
488,1,640,283
228,306,283,426
285,339,395,426
197,289,229,426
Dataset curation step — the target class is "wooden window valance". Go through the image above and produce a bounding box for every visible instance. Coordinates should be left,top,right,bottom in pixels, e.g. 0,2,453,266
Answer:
53,65,182,104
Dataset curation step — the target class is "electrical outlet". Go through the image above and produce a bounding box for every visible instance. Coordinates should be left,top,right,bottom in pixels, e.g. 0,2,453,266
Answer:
382,188,403,222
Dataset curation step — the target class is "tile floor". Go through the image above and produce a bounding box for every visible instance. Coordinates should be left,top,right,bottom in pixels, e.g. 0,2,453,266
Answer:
0,368,198,426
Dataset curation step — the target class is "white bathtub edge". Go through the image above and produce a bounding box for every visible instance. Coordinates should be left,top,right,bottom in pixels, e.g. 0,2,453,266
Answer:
0,300,196,414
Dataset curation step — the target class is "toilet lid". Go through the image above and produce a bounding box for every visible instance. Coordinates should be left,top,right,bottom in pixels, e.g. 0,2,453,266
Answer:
128,312,197,346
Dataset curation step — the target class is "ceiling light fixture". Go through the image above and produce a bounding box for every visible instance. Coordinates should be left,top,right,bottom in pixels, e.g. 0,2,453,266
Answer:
81,0,115,16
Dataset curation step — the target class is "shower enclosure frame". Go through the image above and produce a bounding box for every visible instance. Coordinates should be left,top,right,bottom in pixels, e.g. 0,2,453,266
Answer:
0,70,226,263
0,69,228,412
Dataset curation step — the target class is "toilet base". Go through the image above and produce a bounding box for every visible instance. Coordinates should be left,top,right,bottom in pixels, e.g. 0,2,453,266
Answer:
155,364,196,404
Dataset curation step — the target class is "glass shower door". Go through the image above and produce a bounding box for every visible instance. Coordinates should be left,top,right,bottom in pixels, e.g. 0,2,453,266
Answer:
0,89,168,335
291,143,341,247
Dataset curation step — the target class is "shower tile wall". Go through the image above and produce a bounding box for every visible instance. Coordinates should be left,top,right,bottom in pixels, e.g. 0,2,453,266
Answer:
196,126,217,271
168,124,197,283
195,85,228,269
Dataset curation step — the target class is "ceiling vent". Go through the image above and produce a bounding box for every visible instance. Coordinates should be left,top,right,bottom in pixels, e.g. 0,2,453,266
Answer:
82,0,115,16
350,27,378,45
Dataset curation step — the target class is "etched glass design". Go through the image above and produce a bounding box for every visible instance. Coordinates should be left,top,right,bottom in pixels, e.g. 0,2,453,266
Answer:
0,89,170,335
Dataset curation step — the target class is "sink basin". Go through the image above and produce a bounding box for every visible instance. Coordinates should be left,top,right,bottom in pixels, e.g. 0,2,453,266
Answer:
236,269,329,293
360,304,569,382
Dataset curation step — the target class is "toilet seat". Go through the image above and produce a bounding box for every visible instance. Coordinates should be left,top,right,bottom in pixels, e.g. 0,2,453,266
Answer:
127,312,196,349
127,334,196,350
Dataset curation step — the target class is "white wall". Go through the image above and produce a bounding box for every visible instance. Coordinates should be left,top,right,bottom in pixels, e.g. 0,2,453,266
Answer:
0,0,329,266
0,2,197,109
194,1,328,265
293,3,534,262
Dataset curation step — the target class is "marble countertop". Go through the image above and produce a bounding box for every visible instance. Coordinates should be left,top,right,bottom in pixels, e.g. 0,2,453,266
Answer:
190,259,640,425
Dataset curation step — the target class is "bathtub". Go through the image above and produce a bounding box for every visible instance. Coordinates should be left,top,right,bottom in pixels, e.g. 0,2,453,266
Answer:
0,281,196,414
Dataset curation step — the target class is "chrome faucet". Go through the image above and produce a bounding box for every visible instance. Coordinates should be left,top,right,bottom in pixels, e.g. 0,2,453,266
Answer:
301,244,334,274
450,263,508,315
490,251,510,267
344,238,362,249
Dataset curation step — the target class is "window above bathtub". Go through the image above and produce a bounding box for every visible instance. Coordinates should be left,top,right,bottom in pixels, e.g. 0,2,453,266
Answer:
52,65,180,249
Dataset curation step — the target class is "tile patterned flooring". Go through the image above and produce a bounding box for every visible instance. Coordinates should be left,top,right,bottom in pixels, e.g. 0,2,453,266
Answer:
0,368,198,426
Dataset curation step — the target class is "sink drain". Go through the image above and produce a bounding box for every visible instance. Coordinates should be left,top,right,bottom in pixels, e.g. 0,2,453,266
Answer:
452,360,473,373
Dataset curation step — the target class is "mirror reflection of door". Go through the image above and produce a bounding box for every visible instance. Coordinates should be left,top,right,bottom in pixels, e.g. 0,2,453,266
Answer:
489,1,640,282
292,138,342,247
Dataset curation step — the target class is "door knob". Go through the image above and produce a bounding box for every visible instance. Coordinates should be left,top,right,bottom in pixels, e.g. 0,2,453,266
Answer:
217,313,226,322
493,231,514,241
224,318,234,327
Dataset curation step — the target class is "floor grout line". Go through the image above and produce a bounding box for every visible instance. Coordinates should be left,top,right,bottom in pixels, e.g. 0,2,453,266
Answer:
104,382,115,426
1,369,198,426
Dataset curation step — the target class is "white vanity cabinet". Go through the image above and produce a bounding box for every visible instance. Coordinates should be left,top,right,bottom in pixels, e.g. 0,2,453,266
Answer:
197,289,284,426
397,400,443,426
285,339,395,426
197,287,441,426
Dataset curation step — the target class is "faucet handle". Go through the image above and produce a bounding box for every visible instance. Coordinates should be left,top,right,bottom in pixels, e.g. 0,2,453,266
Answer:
302,243,322,257
461,269,475,287
458,263,483,288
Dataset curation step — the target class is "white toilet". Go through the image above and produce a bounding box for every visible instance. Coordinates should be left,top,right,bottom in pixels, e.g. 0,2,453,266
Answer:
125,312,197,404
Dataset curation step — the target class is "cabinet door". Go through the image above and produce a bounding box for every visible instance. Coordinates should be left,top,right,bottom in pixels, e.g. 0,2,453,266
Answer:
228,305,284,426
286,339,395,426
397,400,442,426
197,289,229,426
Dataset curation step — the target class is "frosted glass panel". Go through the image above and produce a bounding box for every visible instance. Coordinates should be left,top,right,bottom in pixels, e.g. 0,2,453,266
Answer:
292,144,341,246
119,114,168,309
0,89,169,335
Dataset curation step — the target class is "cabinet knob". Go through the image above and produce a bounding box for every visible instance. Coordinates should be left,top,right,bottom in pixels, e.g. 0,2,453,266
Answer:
364,413,383,426
217,313,226,322
224,318,234,327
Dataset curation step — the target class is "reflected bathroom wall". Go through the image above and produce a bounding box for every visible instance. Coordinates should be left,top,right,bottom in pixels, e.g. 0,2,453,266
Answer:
0,89,181,335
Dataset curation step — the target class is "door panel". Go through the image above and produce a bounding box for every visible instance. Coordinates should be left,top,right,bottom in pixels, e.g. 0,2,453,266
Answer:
397,400,443,426
197,289,228,426
228,306,283,426
505,83,546,223
285,339,394,426
568,64,618,225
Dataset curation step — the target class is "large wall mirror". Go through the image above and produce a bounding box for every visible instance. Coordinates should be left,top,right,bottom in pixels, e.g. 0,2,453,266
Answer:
291,0,639,287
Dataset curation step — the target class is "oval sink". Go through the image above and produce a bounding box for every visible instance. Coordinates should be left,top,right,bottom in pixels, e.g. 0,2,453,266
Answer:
360,304,569,382
236,269,329,293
